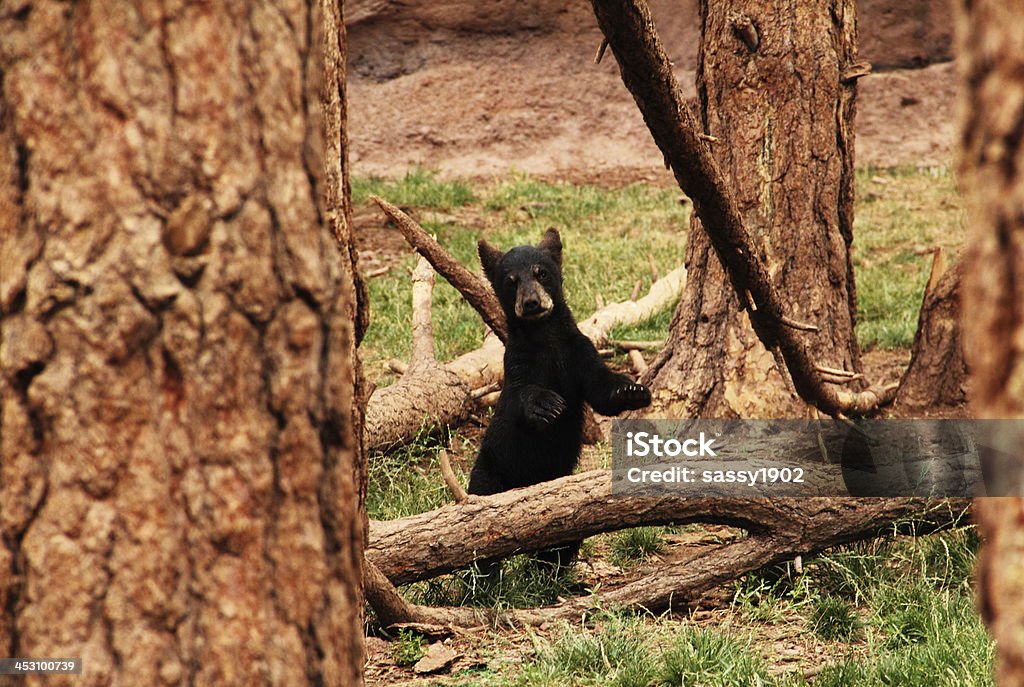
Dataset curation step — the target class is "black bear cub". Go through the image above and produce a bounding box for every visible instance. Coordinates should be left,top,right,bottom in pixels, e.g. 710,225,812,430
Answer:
468,228,652,569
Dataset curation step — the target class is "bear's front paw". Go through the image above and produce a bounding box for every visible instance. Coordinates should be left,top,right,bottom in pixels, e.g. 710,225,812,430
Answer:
611,382,652,410
523,388,567,428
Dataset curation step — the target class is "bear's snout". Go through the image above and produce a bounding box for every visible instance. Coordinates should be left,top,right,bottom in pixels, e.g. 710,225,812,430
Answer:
514,280,554,320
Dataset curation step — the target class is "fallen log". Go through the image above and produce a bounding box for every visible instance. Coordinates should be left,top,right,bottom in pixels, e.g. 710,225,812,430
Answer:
365,470,968,627
368,468,968,586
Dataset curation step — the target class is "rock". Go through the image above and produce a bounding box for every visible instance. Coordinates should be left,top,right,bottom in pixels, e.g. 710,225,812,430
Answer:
412,642,459,675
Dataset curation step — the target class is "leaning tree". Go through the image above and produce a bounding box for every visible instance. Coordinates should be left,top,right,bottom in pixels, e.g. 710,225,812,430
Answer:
0,1,366,684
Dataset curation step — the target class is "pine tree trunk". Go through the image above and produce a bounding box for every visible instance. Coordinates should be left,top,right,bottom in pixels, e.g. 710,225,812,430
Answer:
646,0,861,417
957,2,1024,684
0,2,365,685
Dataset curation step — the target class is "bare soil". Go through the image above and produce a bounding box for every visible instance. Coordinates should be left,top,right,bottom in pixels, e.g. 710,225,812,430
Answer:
347,2,958,182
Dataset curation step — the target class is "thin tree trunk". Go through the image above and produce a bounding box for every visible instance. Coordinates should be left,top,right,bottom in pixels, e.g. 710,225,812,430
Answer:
957,1,1024,684
646,0,863,417
0,2,365,685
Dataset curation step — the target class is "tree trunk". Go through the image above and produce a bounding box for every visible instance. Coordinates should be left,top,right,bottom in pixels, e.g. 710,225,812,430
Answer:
0,2,365,685
957,2,1024,684
646,0,862,417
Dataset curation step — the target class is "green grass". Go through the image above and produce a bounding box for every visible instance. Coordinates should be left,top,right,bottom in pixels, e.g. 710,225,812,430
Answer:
390,628,428,667
809,596,863,641
406,555,584,611
446,528,989,687
610,527,668,568
658,627,774,687
352,167,476,208
852,165,965,348
366,436,471,521
507,614,778,687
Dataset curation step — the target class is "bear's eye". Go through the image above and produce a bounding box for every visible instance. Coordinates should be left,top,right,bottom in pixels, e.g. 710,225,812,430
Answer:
506,274,518,286
533,265,548,280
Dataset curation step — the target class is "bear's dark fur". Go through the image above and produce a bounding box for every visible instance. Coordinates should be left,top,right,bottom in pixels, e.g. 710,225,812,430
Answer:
467,228,652,568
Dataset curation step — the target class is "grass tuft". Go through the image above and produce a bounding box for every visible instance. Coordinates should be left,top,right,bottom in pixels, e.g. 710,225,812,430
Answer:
390,628,427,667
610,527,667,568
809,596,863,641
657,627,773,687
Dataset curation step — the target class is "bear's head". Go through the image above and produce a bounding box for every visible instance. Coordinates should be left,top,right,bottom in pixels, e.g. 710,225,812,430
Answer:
478,228,564,323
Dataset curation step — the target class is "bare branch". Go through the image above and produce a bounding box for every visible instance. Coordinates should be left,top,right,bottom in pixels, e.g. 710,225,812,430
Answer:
372,195,508,342
439,449,468,503
410,258,437,367
629,349,648,375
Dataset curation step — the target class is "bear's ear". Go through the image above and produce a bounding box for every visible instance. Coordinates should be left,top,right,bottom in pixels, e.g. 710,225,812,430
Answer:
478,240,505,285
537,227,562,267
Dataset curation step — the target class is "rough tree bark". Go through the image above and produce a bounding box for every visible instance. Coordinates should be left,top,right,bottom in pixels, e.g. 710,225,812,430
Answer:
641,0,864,417
895,252,967,411
367,470,965,586
957,1,1024,684
0,2,365,685
363,471,965,627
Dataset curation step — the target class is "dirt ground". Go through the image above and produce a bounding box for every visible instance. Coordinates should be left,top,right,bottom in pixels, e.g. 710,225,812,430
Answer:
347,2,958,182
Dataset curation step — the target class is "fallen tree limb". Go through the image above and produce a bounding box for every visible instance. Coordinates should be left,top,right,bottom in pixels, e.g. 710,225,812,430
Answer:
368,469,969,586
590,0,896,416
365,471,967,627
372,195,507,341
363,259,473,449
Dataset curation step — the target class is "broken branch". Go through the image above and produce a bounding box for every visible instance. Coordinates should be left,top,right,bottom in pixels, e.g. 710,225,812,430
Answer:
372,195,508,341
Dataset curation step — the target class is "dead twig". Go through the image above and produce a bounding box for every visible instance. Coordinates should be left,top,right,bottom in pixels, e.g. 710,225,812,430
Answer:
647,253,660,281
630,279,643,301
439,449,468,503
610,339,665,351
